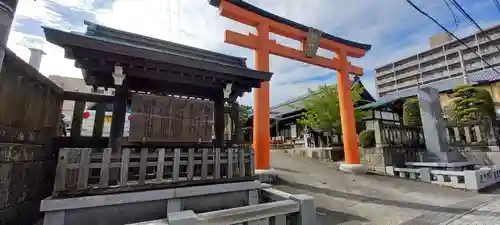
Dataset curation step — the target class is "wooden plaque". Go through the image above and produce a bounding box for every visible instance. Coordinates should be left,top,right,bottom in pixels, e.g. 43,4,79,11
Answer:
129,94,214,143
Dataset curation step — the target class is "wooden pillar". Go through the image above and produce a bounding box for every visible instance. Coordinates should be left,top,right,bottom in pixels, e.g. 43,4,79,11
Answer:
231,101,241,143
214,94,225,148
337,50,360,164
108,82,128,152
253,22,271,170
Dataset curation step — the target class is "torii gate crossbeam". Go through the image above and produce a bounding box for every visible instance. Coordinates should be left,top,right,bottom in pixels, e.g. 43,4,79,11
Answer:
209,0,371,172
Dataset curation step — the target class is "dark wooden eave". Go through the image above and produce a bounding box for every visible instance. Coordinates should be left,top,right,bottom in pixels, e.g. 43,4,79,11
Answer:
42,25,273,99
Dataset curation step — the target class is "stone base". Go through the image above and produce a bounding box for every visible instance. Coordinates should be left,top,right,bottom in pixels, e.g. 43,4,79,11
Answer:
339,164,368,174
40,181,263,225
255,169,279,183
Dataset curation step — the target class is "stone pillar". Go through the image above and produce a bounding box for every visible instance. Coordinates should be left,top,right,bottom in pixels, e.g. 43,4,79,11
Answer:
0,0,18,71
418,87,463,162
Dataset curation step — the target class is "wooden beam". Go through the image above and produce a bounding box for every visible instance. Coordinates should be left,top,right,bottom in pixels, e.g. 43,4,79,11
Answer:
225,30,364,76
219,0,366,58
123,67,223,88
63,91,115,103
108,82,128,151
73,50,263,89
70,101,85,138
128,78,219,100
214,94,225,148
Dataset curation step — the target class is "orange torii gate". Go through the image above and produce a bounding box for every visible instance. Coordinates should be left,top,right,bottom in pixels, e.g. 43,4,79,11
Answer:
209,0,371,172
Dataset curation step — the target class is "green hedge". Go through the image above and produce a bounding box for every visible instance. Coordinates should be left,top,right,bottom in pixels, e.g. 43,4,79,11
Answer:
358,130,375,148
403,98,421,126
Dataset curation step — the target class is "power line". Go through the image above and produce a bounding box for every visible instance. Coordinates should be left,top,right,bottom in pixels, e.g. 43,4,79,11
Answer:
448,0,500,54
443,0,460,32
494,0,500,13
405,0,500,76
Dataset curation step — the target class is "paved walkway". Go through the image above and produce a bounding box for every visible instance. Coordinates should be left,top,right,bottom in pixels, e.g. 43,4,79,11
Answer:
270,150,500,225
439,197,500,225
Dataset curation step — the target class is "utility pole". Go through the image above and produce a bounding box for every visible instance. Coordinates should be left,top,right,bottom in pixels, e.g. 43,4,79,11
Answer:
0,0,18,71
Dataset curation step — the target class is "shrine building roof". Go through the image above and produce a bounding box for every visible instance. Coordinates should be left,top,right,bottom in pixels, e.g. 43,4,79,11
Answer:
42,21,273,99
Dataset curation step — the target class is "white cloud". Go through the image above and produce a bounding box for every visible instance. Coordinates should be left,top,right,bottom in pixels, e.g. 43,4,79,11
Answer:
8,0,500,106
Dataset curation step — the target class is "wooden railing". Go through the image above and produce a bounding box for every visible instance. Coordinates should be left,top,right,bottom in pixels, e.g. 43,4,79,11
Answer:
54,146,254,196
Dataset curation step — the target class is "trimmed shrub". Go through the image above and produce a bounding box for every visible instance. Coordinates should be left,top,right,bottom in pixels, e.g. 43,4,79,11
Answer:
358,130,375,148
450,84,495,123
403,98,421,126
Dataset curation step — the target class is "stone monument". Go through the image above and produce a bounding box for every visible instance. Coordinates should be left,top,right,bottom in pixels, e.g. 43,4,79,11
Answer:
417,87,464,162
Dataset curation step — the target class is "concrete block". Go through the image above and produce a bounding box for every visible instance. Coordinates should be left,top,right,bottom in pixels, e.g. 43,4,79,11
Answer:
174,181,261,198
126,219,168,225
339,164,368,174
464,170,481,190
374,166,386,174
290,194,316,225
167,199,182,213
255,169,278,183
41,188,175,212
43,211,65,225
386,166,395,176
167,210,197,225
419,168,431,183
248,189,259,205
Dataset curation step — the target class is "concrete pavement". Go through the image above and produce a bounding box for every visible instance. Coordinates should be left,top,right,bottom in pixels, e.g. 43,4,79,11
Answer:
270,150,500,225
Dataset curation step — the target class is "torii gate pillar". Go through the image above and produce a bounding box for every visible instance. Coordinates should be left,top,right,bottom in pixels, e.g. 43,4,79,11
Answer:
210,0,371,172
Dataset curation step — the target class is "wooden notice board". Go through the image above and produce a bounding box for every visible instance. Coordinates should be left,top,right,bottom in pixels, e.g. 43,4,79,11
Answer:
129,94,214,143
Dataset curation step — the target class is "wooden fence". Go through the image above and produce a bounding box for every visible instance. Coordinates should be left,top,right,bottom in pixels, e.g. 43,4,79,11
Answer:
53,146,255,196
0,49,64,225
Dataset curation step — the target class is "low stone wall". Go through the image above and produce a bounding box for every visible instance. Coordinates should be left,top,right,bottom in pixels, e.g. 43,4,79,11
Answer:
41,181,262,225
379,166,500,191
0,50,63,225
461,151,500,166
128,185,316,225
41,181,317,225
283,147,343,161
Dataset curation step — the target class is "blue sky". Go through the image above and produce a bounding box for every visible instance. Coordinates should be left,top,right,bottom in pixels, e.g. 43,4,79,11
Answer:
8,0,500,106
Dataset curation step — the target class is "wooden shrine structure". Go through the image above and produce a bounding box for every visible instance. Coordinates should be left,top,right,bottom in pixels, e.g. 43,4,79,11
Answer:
42,21,272,196
209,0,371,170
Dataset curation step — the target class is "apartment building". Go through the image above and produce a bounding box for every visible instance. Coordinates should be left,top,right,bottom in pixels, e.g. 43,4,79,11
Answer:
375,24,500,97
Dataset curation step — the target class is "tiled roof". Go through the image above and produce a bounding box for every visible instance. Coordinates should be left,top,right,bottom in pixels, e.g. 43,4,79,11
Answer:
266,77,374,119
83,21,249,69
379,68,500,102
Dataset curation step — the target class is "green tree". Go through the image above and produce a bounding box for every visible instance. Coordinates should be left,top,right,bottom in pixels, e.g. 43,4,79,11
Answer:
449,84,495,123
402,98,422,126
238,104,253,143
294,83,365,136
